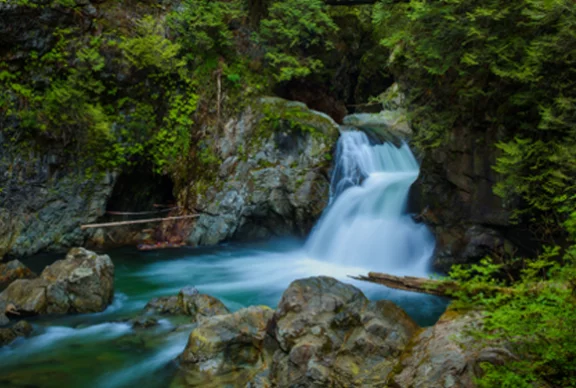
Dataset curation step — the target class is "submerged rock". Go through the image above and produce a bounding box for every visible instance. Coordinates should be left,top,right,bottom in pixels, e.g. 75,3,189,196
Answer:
0,260,36,291
0,247,114,321
143,286,229,322
0,320,33,346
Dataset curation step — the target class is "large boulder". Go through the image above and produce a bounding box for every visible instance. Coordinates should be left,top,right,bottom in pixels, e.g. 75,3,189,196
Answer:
391,309,514,388
144,286,229,321
176,306,275,387
0,247,114,322
270,276,419,387
183,97,340,246
0,260,36,291
174,277,420,387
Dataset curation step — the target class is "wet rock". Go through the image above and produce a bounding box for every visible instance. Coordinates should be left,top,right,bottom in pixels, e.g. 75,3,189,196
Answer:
184,97,339,247
411,108,522,271
0,248,114,318
174,277,424,387
391,309,514,388
144,286,229,322
0,260,36,291
0,320,33,346
176,306,275,387
270,276,419,387
343,110,412,142
130,316,159,329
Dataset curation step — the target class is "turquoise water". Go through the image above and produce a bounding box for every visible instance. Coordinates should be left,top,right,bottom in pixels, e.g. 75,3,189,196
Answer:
0,239,448,387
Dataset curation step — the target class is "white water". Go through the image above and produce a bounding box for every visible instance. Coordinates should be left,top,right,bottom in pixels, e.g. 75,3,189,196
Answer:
306,130,434,275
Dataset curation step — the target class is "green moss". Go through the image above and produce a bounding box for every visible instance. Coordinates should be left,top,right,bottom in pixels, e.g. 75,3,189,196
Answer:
256,97,338,142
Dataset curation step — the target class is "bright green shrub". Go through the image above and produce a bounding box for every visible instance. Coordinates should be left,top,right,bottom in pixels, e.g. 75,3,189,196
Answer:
449,242,576,386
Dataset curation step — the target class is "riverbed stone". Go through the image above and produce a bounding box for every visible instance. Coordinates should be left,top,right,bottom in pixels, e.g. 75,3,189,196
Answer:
0,320,33,346
0,247,114,318
174,276,421,387
270,276,419,387
176,306,275,387
144,286,229,322
0,260,36,291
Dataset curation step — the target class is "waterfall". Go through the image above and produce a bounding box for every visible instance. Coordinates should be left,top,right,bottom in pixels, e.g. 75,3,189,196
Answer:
305,130,434,275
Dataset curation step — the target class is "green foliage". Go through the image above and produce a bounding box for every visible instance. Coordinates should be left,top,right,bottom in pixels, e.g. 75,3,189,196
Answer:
168,0,243,60
1,8,196,176
259,0,338,81
374,0,576,238
449,243,576,386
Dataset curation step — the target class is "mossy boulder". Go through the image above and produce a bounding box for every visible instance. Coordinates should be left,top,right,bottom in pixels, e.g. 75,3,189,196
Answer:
270,276,419,387
184,97,340,247
0,247,114,322
174,277,420,387
391,309,515,388
175,306,275,387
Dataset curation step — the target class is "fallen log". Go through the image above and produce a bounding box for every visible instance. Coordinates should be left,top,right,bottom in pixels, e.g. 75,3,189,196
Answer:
80,215,199,230
350,272,458,297
350,271,518,297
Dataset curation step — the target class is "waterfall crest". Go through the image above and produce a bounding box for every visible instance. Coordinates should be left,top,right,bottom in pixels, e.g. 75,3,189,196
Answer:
306,130,434,275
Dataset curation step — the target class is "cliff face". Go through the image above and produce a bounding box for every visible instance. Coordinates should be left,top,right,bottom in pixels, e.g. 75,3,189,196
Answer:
0,140,116,259
0,0,167,259
183,97,340,246
413,124,522,272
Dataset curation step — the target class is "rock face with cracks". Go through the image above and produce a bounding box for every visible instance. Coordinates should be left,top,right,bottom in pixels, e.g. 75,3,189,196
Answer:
0,247,114,324
174,277,515,388
184,97,340,247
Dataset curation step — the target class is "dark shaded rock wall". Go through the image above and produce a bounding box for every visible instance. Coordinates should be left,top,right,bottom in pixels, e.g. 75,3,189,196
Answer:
413,125,523,272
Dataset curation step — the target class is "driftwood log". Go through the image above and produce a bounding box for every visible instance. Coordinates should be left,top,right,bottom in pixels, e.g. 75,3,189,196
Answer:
350,272,458,296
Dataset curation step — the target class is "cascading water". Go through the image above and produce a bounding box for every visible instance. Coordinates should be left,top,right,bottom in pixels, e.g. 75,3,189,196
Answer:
306,130,435,275
0,129,445,388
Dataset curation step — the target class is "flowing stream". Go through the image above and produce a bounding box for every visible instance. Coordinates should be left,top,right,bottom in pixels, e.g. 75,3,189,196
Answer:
0,130,447,387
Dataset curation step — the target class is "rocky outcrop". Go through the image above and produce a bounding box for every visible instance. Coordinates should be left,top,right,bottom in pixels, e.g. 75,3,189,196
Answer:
0,260,36,291
177,306,275,387
184,97,340,246
391,309,514,388
343,110,412,143
0,248,114,323
0,0,124,261
0,320,33,347
144,286,230,321
174,276,421,387
270,277,418,387
0,143,116,260
413,123,519,272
